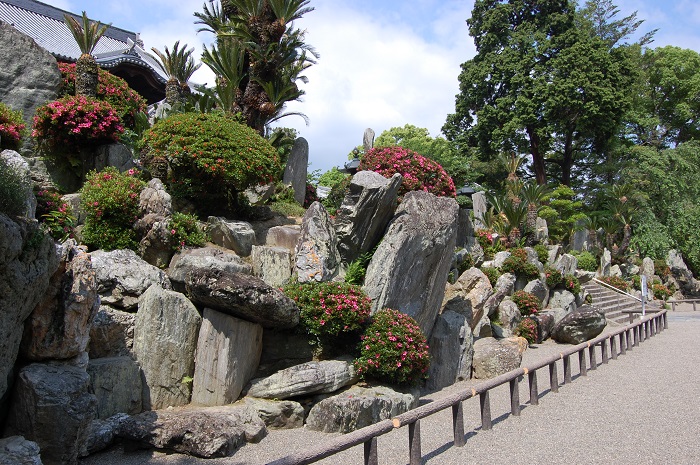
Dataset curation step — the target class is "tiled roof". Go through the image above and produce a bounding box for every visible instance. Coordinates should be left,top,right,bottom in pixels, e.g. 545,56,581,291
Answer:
0,0,167,83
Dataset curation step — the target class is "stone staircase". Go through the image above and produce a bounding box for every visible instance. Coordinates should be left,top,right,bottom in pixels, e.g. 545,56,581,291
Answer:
583,281,646,324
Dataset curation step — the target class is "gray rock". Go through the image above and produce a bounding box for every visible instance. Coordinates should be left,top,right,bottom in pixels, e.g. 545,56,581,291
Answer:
4,363,97,465
523,279,549,309
363,128,375,151
295,202,341,283
548,289,577,315
493,299,521,337
256,329,314,378
535,217,549,245
425,310,474,391
0,215,58,404
167,246,252,293
547,245,562,266
610,264,622,277
117,405,266,458
471,192,487,229
533,312,555,342
186,268,299,329
472,337,528,380
240,398,304,429
1,150,35,217
80,414,128,457
600,248,611,277
0,436,42,465
334,171,401,263
541,308,569,328
552,305,606,344
246,359,357,400
90,249,171,311
192,309,263,406
282,137,309,205
139,178,172,217
364,191,459,336
62,193,86,225
575,270,595,284
472,312,494,339
641,257,655,281
21,242,99,361
137,218,174,268
207,217,256,257
251,245,292,287
88,306,135,359
441,267,493,330
456,208,473,249
244,183,276,206
87,357,142,419
493,251,511,268
666,250,700,295
134,286,201,410
306,385,419,434
495,272,516,296
554,253,578,277
265,226,301,253
82,144,135,178
570,226,588,252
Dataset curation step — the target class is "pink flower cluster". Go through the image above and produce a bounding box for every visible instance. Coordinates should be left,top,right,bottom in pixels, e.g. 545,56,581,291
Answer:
0,103,26,148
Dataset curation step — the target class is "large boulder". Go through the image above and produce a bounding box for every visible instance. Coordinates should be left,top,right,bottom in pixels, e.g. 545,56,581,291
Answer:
81,143,136,178
334,171,401,263
186,268,299,329
80,413,129,458
554,253,578,277
137,219,174,268
191,309,263,406
472,337,528,380
133,286,201,410
306,385,419,434
240,398,304,429
251,245,293,287
363,191,459,336
551,305,606,344
666,250,700,295
4,363,97,465
90,249,171,311
535,217,549,245
21,242,99,361
88,306,135,359
265,225,301,253
523,278,549,309
0,215,58,408
442,267,493,330
207,217,256,257
1,150,35,217
599,248,612,277
87,357,142,419
548,289,577,315
0,436,43,465
246,359,357,400
295,202,342,283
167,246,252,293
117,405,267,459
282,137,309,205
472,192,487,229
425,310,474,392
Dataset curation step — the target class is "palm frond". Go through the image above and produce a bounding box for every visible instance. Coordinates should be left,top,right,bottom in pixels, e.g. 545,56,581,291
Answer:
63,11,110,55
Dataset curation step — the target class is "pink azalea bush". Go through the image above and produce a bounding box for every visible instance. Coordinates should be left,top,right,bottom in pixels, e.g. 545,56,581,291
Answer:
515,317,538,344
512,290,542,316
355,308,430,386
0,103,26,150
33,95,124,150
359,146,456,198
35,190,76,241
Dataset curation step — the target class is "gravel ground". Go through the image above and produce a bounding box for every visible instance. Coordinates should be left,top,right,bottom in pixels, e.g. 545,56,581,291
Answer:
80,307,700,465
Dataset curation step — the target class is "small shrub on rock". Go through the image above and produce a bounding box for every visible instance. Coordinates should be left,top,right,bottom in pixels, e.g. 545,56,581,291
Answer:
501,248,539,280
168,212,206,252
652,283,673,300
0,103,26,150
544,266,562,288
514,317,538,344
599,275,628,292
572,251,597,272
304,182,318,208
36,190,76,241
355,308,430,386
80,167,145,251
359,146,456,198
481,266,501,287
0,156,31,216
534,244,549,264
320,173,351,216
653,260,671,279
563,274,581,294
512,290,541,316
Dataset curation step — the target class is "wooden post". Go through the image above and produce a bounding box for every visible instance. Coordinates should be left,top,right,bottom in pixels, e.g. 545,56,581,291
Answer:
364,438,378,465
671,301,676,312
694,301,697,312
509,378,520,416
579,349,587,377
549,362,559,393
589,345,597,370
664,312,668,329
601,340,609,364
409,421,421,465
452,402,465,447
611,336,618,360
528,371,539,406
480,391,492,431
620,332,627,355
563,354,572,384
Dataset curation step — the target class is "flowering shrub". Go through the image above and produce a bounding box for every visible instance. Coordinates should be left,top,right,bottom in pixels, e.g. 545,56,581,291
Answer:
284,281,371,350
653,260,671,279
304,182,318,208
359,146,456,198
355,308,430,385
544,266,563,288
515,317,538,344
80,167,145,251
0,103,26,150
563,274,581,294
501,248,540,280
58,63,146,128
33,95,124,151
599,275,628,292
140,113,280,209
168,212,206,252
482,266,501,287
476,229,494,251
652,283,673,300
35,190,76,241
512,290,541,316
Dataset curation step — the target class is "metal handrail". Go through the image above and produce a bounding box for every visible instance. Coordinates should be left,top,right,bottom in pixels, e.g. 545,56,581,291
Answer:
591,277,642,303
270,310,668,465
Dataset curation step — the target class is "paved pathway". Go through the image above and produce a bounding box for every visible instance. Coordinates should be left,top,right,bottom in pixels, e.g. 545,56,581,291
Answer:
81,308,700,465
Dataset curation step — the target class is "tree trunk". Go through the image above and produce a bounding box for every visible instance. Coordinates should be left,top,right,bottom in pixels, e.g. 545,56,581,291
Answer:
561,129,574,186
527,126,547,185
75,54,98,98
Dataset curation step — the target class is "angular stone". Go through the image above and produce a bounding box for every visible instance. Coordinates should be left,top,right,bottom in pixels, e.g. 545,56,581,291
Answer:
244,183,276,206
363,128,375,151
524,278,549,309
535,217,549,245
90,249,171,311
442,267,493,330
88,306,135,359
552,305,606,344
472,192,487,229
62,193,86,225
306,385,419,434
192,309,263,406
87,357,142,419
666,249,700,295
295,202,341,283
139,178,172,217
575,270,595,284
117,405,266,458
570,226,588,252
186,268,299,329
256,329,314,378
246,359,357,400
82,143,136,177
0,436,42,465
207,217,256,257
600,248,611,277
334,170,401,263
425,310,474,392
533,312,555,343
134,286,201,410
21,242,99,361
548,289,577,315
1,150,35,217
554,253,578,277
541,308,569,328
610,264,622,277
80,414,129,458
4,363,97,465
282,137,309,205
547,245,562,267
265,225,301,253
167,246,252,293
495,272,516,296
364,191,459,336
240,397,304,429
472,337,527,380
472,312,494,339
493,251,511,268
251,245,292,287
492,299,521,338
137,219,174,268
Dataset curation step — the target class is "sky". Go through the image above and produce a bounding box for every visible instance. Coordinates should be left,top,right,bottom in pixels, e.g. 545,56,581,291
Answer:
48,0,700,174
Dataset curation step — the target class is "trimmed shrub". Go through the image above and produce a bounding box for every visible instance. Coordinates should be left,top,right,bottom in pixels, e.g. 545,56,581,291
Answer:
168,212,206,252
359,146,456,198
36,190,75,241
0,103,26,150
512,290,541,316
501,248,540,280
599,275,628,292
355,308,430,385
543,266,562,288
0,156,31,216
653,259,671,279
534,244,549,264
652,283,672,300
481,266,501,287
320,173,352,216
572,251,597,272
514,317,538,344
80,167,145,251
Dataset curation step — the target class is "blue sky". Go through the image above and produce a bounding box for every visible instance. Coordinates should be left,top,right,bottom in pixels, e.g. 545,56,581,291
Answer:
48,0,700,173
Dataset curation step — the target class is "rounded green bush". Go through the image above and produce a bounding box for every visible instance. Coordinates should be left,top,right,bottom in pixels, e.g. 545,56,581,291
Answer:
355,308,430,385
543,266,562,288
36,190,76,241
501,248,539,280
481,266,501,287
0,156,31,217
573,251,597,272
512,290,542,316
515,317,538,344
563,274,581,294
534,244,549,264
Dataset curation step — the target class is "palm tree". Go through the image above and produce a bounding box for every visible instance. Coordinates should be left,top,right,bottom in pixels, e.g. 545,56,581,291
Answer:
151,41,201,107
520,181,551,244
64,12,110,97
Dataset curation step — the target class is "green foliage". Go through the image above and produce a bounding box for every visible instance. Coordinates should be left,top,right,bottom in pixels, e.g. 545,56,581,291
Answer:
599,275,628,292
345,251,373,285
571,251,598,272
512,290,542,316
563,274,581,294
169,212,206,251
35,190,76,241
355,308,430,386
481,266,501,287
630,274,641,290
534,244,549,264
0,103,26,150
501,248,540,280
268,182,306,217
63,11,109,56
652,283,672,300
321,174,352,216
541,185,587,245
317,167,348,188
80,167,145,251
304,182,318,208
653,260,670,278
514,318,538,344
543,266,563,288
0,156,31,217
